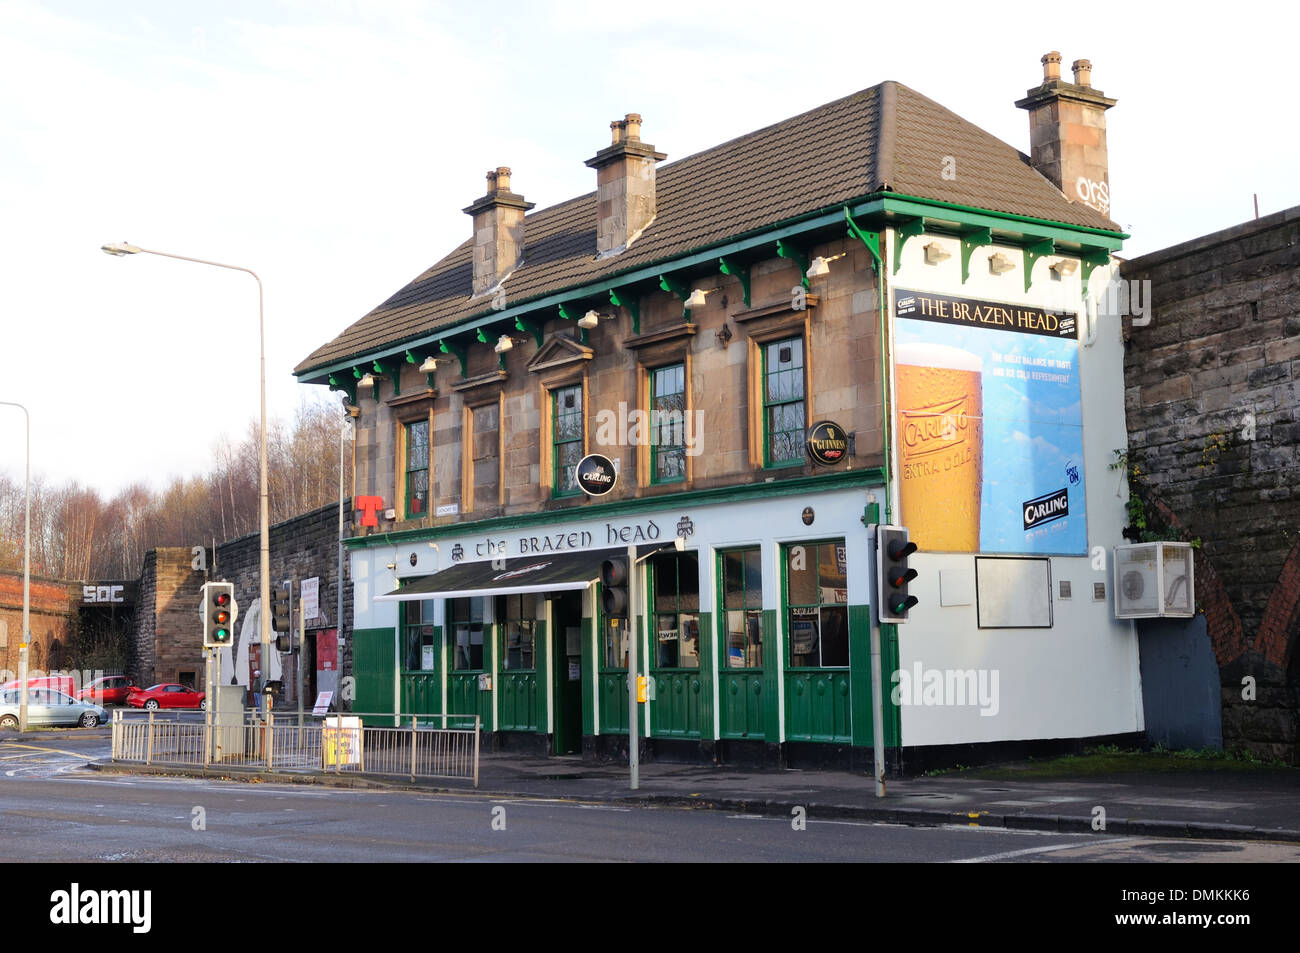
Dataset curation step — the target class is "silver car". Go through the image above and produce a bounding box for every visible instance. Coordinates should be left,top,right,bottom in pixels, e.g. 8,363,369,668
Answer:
0,688,109,729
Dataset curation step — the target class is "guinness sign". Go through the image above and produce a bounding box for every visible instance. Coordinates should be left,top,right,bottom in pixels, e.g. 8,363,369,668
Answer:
576,453,618,497
806,420,849,467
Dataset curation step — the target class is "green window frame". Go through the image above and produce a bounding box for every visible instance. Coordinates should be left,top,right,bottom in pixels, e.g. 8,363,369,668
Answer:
783,540,848,669
651,550,700,669
402,598,437,671
498,592,536,671
650,363,686,484
448,597,486,672
552,385,583,498
719,547,763,670
404,419,430,518
763,337,805,467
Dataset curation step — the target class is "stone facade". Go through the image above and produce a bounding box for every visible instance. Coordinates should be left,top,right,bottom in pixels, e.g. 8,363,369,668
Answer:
1121,205,1300,762
0,571,79,678
350,236,885,539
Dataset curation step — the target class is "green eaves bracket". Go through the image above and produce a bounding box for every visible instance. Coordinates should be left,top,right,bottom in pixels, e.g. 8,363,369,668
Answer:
844,206,882,272
1080,247,1112,296
438,339,468,377
558,303,576,321
406,350,437,389
659,274,692,322
891,217,925,274
776,240,810,289
718,256,750,308
609,288,640,334
476,328,489,344
1022,239,1056,293
958,227,993,284
373,359,397,397
515,317,544,348
327,374,357,406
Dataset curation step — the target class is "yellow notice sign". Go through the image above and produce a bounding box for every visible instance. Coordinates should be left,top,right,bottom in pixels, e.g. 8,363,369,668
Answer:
322,716,363,767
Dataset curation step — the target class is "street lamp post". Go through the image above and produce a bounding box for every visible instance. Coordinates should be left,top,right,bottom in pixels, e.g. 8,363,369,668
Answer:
101,242,271,713
0,401,30,731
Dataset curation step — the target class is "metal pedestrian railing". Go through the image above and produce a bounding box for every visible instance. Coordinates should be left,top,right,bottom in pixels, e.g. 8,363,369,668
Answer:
110,709,480,787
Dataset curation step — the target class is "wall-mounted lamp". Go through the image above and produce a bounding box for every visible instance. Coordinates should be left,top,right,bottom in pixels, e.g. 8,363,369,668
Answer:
1050,259,1079,277
418,356,438,373
805,251,848,279
923,242,952,264
578,310,601,329
494,334,514,354
687,287,722,309
989,252,1016,275
715,323,733,348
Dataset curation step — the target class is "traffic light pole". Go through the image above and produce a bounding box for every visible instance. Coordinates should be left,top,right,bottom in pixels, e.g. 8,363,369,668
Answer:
627,542,638,791
868,526,885,798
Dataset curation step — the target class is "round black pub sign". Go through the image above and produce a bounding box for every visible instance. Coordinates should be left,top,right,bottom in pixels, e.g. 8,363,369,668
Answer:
806,420,849,466
576,453,618,497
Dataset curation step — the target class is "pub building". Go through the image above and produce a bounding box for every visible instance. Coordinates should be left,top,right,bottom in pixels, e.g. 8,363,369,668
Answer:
296,54,1141,769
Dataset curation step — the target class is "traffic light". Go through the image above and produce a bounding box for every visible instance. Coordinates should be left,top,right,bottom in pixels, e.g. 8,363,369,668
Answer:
276,632,293,654
202,582,237,648
877,525,918,623
271,585,292,633
601,556,629,618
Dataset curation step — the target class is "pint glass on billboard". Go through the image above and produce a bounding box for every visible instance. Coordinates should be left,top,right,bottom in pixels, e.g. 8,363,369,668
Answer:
896,342,983,551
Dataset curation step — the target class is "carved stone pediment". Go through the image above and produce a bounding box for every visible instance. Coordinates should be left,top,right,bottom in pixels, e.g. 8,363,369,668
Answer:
526,334,594,375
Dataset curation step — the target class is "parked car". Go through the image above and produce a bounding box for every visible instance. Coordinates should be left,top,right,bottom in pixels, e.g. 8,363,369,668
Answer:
125,683,206,711
2,675,77,697
0,689,108,729
77,675,135,706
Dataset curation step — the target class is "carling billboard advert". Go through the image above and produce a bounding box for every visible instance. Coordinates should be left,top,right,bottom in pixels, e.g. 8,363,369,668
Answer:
893,289,1086,555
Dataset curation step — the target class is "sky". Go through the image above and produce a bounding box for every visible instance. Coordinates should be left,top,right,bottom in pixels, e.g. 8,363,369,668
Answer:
1,0,1294,498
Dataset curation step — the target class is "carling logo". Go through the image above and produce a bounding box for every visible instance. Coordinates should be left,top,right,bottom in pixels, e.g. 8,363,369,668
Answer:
1023,488,1069,531
50,883,151,933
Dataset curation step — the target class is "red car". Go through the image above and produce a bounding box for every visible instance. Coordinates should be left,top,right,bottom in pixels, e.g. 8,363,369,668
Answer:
77,675,135,706
126,683,206,711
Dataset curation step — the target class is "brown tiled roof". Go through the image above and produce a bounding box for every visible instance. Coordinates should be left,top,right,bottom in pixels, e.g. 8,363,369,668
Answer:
296,81,1121,377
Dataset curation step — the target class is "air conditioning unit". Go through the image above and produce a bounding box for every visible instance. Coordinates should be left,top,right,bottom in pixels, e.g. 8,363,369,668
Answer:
1113,542,1195,619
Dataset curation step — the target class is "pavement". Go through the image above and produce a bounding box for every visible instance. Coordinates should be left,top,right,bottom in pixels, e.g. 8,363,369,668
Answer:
71,737,1300,844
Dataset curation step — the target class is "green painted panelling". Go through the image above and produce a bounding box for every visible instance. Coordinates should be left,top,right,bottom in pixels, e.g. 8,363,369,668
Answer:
598,672,629,734
400,673,442,717
581,616,595,736
762,609,780,742
649,671,704,737
498,672,539,731
783,671,852,743
352,627,397,727
881,622,902,747
534,619,548,734
446,674,485,729
697,611,713,739
718,672,764,740
848,604,874,748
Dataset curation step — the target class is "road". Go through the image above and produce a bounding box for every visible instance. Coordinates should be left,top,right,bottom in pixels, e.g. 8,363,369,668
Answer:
1,734,1297,863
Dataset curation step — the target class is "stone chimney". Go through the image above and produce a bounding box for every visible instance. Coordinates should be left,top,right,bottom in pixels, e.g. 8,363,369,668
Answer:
1015,52,1117,216
584,113,667,256
463,167,534,297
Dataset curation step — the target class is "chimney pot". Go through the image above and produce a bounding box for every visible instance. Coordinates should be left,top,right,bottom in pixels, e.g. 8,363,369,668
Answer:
1072,58,1092,87
464,166,534,297
585,113,666,256
1041,51,1061,83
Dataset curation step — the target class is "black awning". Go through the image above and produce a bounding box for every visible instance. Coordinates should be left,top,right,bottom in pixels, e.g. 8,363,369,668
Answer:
375,548,626,603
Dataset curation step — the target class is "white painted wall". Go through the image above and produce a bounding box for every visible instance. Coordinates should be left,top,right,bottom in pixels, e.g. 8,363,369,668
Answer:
889,230,1142,747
